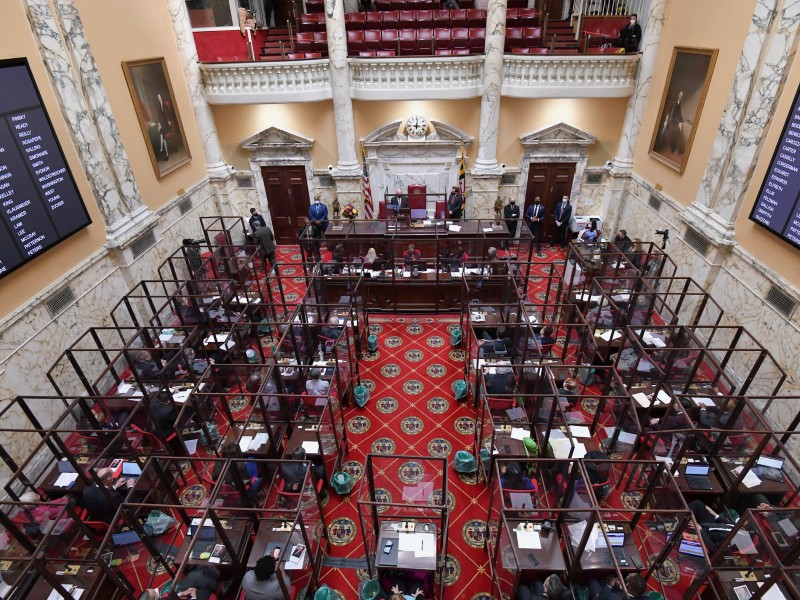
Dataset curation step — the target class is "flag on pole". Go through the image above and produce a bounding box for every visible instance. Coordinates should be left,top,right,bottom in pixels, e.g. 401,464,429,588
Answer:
458,144,466,211
362,147,374,219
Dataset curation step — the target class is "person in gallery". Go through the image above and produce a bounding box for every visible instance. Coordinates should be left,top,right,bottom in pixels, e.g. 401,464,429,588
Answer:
618,13,642,53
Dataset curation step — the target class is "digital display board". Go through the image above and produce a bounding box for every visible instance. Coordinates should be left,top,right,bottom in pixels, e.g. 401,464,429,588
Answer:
749,84,800,249
0,58,91,279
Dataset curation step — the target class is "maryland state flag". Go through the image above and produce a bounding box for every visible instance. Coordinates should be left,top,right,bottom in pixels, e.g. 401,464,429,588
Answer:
458,144,466,211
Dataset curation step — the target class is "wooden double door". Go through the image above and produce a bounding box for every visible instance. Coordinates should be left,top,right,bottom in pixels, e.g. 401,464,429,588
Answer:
523,162,576,242
261,166,309,245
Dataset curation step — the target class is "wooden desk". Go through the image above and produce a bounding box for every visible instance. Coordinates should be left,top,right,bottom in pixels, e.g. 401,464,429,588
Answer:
504,523,566,573
376,522,438,571
674,461,725,497
713,457,792,500
716,569,790,600
284,426,321,458
248,522,309,569
174,519,250,568
27,563,107,600
563,522,643,572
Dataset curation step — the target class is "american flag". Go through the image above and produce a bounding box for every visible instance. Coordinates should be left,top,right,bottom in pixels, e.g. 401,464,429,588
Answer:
458,144,466,210
362,147,374,219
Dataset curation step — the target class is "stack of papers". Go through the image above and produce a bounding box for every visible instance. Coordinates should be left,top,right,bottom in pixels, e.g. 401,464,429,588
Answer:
632,392,651,407
54,473,78,488
398,532,436,557
448,225,461,232
732,466,762,488
515,529,541,549
569,425,592,438
510,427,528,440
302,441,320,454
604,427,637,445
471,313,486,322
642,331,666,347
597,330,622,342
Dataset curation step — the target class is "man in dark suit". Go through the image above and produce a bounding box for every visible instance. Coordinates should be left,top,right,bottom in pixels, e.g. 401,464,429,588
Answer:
389,188,408,216
150,390,178,439
484,366,515,396
517,574,572,600
138,565,220,600
503,199,520,249
309,194,329,232
82,468,132,523
553,195,572,248
248,207,266,232
525,196,546,257
253,223,277,274
618,14,642,53
447,186,464,220
614,229,634,254
588,574,647,600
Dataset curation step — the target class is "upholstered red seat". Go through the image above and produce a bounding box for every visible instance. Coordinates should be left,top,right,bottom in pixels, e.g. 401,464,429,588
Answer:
504,27,524,51
416,28,434,54
433,9,451,26
348,12,367,30
363,29,382,51
347,30,365,54
295,32,314,52
468,27,485,53
451,8,468,27
312,31,328,55
451,27,470,50
467,8,486,27
382,10,399,29
433,28,451,50
381,29,399,52
522,26,543,47
399,29,417,55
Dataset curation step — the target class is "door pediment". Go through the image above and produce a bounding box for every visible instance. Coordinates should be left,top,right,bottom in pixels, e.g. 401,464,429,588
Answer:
520,122,597,151
241,126,315,150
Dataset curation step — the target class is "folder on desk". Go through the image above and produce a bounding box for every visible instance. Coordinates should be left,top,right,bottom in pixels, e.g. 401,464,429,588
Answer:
378,539,399,566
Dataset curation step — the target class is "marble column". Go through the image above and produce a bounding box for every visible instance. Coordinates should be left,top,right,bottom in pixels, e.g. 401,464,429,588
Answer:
25,0,154,246
610,0,668,175
168,0,232,181
473,0,508,174
325,0,360,176
688,0,800,243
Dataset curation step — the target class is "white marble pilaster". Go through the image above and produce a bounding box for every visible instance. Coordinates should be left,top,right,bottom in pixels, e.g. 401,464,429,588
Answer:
25,0,155,245
325,0,360,175
474,0,507,174
167,0,233,180
691,0,800,234
610,0,668,175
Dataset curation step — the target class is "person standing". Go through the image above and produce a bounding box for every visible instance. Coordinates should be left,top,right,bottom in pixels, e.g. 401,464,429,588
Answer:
309,194,329,232
525,196,546,257
249,207,266,232
253,223,278,274
618,13,642,53
553,196,572,248
503,199,520,249
447,186,464,220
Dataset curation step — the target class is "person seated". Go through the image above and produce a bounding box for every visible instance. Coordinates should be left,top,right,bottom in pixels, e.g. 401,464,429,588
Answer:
246,372,263,394
321,243,334,264
212,443,261,494
516,574,571,600
484,366,515,396
618,14,641,53
364,247,378,266
138,565,220,600
453,246,469,264
698,397,737,428
588,573,647,600
385,570,427,600
402,244,421,262
479,327,512,356
17,491,69,527
242,555,290,600
150,389,178,439
500,462,535,491
389,188,408,215
537,325,556,348
82,468,133,523
305,367,330,397
132,350,162,380
281,447,309,492
320,316,342,340
557,377,579,406
577,220,599,243
613,229,634,254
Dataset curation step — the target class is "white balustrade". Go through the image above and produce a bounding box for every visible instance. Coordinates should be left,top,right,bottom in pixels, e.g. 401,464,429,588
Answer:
348,56,485,100
200,60,333,104
502,54,639,98
199,54,639,103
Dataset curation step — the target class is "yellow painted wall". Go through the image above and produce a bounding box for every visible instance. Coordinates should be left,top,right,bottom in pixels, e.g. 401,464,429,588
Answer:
76,0,209,207
212,102,339,171
0,3,106,319
633,0,756,203
736,51,800,286
213,96,625,171
499,97,628,166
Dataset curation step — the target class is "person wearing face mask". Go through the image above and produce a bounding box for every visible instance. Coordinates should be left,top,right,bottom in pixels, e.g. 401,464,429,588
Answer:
524,196,546,257
447,186,464,220
309,194,329,232
618,14,641,53
503,198,520,250
552,195,572,249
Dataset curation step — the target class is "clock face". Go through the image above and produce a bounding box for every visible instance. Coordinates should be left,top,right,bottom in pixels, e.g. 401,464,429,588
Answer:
406,115,427,138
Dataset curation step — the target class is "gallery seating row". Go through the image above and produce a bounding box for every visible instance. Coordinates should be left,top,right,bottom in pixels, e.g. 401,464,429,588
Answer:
345,28,488,55
298,7,537,32
581,16,629,47
294,32,329,55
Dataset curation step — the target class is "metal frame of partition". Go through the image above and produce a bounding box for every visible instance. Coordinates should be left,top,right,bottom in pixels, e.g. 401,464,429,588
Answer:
357,454,449,600
642,276,725,329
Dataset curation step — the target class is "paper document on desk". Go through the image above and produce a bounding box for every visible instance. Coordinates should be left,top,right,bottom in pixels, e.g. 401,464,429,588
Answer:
238,436,253,452
598,330,622,342
572,442,587,458
471,312,485,322
118,382,132,394
611,293,630,302
398,532,420,552
550,437,574,459
567,520,594,550
732,466,762,488
448,225,461,232
632,392,650,407
506,407,525,420
759,583,788,600
185,439,198,455
778,518,799,537
47,589,83,600
482,227,494,232
302,441,320,454
250,433,269,450
417,533,436,557
510,427,528,440
692,396,716,407
515,530,541,549
54,473,78,488
569,425,592,438
655,390,672,404
173,388,192,403
603,427,637,445
205,333,229,344
643,331,666,347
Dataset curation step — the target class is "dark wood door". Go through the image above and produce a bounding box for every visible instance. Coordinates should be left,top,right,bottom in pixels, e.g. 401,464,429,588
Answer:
523,162,576,242
539,0,565,17
261,166,308,245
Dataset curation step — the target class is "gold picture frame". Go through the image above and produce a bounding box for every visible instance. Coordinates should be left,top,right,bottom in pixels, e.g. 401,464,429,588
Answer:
122,58,191,178
649,47,718,174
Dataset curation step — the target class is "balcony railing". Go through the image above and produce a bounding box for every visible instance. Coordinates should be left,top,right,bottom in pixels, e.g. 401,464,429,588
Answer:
199,53,640,103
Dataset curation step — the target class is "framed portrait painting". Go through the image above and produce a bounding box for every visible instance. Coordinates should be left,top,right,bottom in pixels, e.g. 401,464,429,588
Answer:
649,47,718,174
122,58,191,178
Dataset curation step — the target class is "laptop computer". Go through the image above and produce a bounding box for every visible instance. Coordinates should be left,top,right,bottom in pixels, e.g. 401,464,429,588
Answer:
755,456,785,482
685,463,714,490
121,462,142,477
